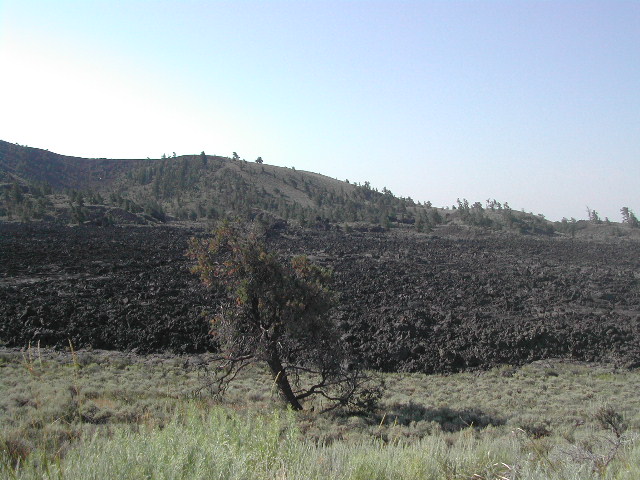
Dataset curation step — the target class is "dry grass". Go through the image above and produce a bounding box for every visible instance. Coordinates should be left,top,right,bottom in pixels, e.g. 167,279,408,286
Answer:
1,347,639,479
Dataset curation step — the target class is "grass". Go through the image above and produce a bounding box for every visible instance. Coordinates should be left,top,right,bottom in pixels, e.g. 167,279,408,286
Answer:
1,347,639,479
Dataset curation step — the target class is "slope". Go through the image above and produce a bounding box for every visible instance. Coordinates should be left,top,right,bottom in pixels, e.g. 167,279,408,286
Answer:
0,140,149,190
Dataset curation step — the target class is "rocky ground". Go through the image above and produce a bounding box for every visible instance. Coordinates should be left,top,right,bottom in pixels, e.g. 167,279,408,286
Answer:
1,221,639,373
0,223,217,354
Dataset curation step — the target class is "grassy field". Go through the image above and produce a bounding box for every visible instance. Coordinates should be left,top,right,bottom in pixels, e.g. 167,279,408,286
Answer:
1,346,639,479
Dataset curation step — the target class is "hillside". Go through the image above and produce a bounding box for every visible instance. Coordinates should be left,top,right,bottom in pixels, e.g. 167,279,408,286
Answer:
0,140,148,190
1,140,639,239
108,151,410,225
0,140,422,228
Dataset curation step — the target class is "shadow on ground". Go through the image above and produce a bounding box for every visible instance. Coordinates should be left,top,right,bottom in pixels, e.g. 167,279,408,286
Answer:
382,402,505,432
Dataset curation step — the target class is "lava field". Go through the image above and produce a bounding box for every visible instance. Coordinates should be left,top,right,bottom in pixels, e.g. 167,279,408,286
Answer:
1,222,639,373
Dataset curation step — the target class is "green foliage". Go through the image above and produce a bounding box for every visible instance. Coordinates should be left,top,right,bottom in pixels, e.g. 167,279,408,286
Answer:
142,199,166,222
111,152,427,226
0,181,57,221
455,198,493,228
559,217,579,237
595,405,627,437
108,193,143,214
587,206,602,224
620,207,639,228
187,221,382,411
1,141,618,238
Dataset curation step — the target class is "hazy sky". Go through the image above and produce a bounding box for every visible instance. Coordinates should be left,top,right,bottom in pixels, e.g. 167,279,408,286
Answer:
1,1,638,220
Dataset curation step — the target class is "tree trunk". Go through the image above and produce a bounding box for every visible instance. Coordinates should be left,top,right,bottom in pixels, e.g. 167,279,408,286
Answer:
267,354,303,411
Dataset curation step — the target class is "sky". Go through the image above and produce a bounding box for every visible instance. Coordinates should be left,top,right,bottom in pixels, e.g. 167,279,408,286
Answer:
0,1,638,221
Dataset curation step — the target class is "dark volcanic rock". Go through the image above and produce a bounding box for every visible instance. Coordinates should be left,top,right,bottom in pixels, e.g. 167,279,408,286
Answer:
267,229,640,372
0,223,218,353
1,222,639,373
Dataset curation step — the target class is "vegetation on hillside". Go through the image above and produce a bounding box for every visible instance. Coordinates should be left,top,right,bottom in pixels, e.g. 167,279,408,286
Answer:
115,152,421,227
1,140,639,237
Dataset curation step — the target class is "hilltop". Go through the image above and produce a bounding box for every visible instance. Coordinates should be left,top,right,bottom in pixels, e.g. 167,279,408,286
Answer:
0,140,147,190
3,139,638,239
0,140,414,228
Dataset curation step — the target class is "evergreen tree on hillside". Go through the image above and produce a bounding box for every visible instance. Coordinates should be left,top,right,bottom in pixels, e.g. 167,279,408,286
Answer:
621,207,639,227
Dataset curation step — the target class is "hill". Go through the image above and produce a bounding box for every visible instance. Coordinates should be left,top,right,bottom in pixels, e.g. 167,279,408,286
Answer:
1,139,639,239
0,140,147,190
0,140,421,229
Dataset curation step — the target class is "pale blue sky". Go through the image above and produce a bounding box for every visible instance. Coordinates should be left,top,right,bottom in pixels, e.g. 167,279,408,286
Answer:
1,1,638,220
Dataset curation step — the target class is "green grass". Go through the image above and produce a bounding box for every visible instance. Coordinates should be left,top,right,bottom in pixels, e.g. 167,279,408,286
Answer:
1,348,639,479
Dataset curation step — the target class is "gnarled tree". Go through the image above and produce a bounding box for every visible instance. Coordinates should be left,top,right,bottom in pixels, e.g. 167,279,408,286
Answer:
187,221,381,411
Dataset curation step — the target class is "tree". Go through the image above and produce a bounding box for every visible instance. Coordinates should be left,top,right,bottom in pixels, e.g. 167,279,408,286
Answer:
255,156,263,164
10,182,24,204
187,221,381,411
621,207,639,228
587,206,601,224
